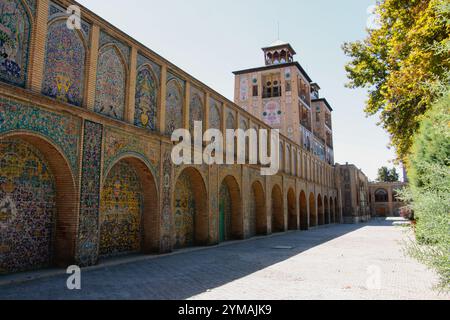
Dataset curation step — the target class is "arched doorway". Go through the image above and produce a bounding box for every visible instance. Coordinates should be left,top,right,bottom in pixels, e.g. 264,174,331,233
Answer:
299,191,308,230
318,195,324,225
249,181,266,237
99,157,158,257
219,176,243,242
0,136,77,273
335,198,339,223
324,197,329,224
271,185,284,233
330,198,335,223
173,168,208,248
287,189,297,230
309,193,317,227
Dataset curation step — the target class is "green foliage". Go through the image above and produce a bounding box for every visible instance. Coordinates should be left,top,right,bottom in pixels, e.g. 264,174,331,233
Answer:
401,88,450,291
343,0,450,161
377,166,400,182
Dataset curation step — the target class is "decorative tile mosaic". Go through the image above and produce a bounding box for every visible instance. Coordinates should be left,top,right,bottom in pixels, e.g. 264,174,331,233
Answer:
160,149,173,252
209,99,221,130
99,30,130,64
100,161,142,257
0,97,81,173
173,171,195,249
48,1,90,39
219,182,232,242
0,0,32,87
103,127,159,179
134,65,158,131
76,120,102,267
42,19,87,107
165,79,183,136
137,53,161,81
94,46,126,120
189,89,203,134
0,139,56,274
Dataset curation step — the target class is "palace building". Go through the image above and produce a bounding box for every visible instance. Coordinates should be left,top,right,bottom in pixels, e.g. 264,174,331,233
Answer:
0,0,370,275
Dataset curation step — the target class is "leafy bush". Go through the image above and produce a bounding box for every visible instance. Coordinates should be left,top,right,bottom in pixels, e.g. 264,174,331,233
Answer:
401,87,450,291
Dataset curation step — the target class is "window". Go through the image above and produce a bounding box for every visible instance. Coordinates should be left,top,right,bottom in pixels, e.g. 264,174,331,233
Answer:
375,189,388,202
263,74,281,98
285,81,291,92
252,85,258,97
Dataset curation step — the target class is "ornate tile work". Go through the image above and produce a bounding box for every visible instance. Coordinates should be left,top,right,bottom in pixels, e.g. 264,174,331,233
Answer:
137,53,161,81
209,167,218,242
135,66,158,131
189,87,204,134
0,0,32,87
48,1,90,39
103,127,160,179
174,171,195,249
247,186,257,237
219,182,232,242
42,20,87,107
94,46,126,120
24,0,36,16
99,30,130,64
0,139,56,274
160,149,173,252
165,79,183,136
76,120,102,267
100,161,142,257
209,98,221,129
226,112,235,130
0,97,81,173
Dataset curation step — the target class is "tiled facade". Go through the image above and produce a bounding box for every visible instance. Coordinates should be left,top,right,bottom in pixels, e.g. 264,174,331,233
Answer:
0,0,343,275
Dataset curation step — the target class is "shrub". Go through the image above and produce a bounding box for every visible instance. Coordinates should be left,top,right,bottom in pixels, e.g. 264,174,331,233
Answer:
402,87,450,291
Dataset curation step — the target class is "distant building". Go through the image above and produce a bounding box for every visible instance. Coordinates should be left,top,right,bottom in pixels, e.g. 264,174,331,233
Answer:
369,182,408,217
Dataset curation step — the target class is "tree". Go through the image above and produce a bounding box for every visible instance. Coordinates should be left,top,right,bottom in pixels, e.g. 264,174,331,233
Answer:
343,0,450,162
377,166,400,182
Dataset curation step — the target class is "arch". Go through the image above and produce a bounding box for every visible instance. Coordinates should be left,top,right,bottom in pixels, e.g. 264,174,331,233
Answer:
0,134,77,273
299,191,308,230
324,196,330,224
249,181,267,237
135,65,158,131
317,194,324,225
209,103,221,129
335,197,339,223
166,79,184,136
189,93,204,134
173,167,208,248
0,0,32,87
219,175,243,242
94,44,127,120
309,192,317,227
99,156,158,257
42,18,87,107
287,188,297,230
271,184,284,233
226,112,235,130
375,189,389,202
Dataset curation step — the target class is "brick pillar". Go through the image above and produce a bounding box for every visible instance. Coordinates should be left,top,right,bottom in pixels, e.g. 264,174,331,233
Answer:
159,65,167,134
85,25,100,111
159,142,174,253
29,0,49,92
208,164,219,245
125,46,138,123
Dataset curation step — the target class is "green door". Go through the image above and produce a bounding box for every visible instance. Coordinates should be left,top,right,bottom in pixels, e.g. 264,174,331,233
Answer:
219,199,225,242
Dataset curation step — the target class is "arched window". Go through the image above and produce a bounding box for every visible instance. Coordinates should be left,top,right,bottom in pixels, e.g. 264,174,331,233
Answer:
165,79,183,136
375,189,389,202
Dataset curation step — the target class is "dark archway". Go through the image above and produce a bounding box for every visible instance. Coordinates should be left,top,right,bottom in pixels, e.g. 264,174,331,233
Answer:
250,181,267,237
318,194,324,225
219,175,243,242
287,188,297,230
299,191,308,230
100,157,158,257
0,135,78,272
309,192,317,227
271,185,284,233
173,167,208,248
324,196,330,225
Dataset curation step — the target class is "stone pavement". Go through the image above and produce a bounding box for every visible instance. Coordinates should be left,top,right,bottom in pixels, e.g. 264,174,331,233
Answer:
0,219,448,300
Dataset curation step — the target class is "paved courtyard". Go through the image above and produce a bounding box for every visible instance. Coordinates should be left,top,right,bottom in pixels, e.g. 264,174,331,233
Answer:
0,219,447,300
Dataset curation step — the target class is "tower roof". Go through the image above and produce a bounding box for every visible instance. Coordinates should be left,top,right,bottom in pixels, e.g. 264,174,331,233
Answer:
262,40,296,55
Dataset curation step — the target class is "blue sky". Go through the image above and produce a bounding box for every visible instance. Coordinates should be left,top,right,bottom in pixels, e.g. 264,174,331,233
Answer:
78,0,402,181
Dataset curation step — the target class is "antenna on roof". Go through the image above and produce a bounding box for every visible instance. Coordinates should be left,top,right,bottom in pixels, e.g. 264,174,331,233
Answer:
277,21,280,40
